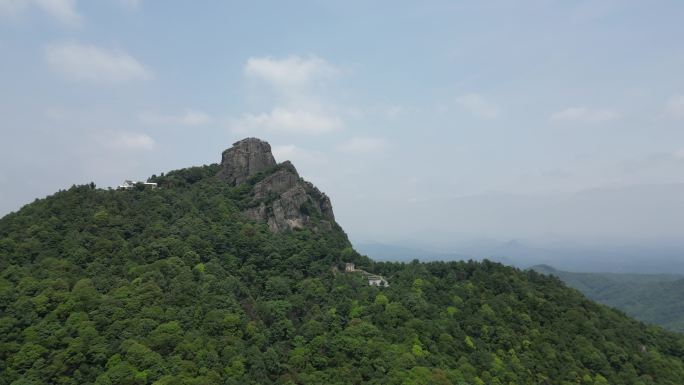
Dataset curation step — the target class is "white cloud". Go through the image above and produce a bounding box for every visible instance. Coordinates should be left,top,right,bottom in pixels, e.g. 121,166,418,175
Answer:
337,137,388,154
271,144,299,161
0,0,80,25
117,0,139,10
455,94,500,119
675,148,684,160
180,110,211,126
272,144,327,165
384,105,405,119
231,107,341,135
236,55,345,136
140,109,212,126
35,0,78,23
108,132,155,150
0,0,22,16
244,55,338,90
665,95,684,120
45,42,151,83
550,107,620,124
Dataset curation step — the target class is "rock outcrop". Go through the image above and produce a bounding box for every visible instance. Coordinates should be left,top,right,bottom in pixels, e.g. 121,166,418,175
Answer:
216,138,277,186
217,138,335,233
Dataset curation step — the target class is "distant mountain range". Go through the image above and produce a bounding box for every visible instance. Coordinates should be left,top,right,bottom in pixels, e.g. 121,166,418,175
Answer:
532,264,684,333
354,240,684,274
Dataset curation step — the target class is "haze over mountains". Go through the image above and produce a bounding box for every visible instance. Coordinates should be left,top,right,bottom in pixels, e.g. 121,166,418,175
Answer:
355,240,684,275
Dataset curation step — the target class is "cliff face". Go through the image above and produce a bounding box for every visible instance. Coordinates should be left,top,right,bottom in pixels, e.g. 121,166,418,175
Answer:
216,138,277,185
217,138,335,232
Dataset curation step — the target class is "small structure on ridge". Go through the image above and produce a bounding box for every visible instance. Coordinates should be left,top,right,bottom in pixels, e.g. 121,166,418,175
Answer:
367,275,388,287
118,180,158,190
343,262,388,287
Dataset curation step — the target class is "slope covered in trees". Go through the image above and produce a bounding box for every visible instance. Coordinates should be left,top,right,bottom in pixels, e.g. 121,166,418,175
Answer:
2,161,684,385
532,264,684,333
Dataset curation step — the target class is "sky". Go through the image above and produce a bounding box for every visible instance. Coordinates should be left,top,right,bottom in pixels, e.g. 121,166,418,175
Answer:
1,0,684,257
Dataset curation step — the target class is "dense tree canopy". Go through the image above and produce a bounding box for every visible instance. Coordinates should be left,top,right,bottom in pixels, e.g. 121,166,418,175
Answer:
533,265,684,333
2,164,684,384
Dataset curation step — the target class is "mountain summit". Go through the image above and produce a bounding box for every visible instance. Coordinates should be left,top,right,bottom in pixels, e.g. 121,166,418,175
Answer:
216,138,277,185
217,138,335,233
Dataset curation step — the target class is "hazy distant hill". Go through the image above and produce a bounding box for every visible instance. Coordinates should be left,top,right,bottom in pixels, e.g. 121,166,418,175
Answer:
353,242,471,261
353,241,533,268
357,240,684,275
532,265,684,333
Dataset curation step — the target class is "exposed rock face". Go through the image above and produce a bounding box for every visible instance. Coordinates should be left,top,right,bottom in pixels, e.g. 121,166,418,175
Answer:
217,139,335,232
216,138,277,186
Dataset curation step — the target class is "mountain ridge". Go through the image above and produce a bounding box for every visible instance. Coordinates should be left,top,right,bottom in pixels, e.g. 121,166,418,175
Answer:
215,138,336,233
531,264,684,333
2,138,684,384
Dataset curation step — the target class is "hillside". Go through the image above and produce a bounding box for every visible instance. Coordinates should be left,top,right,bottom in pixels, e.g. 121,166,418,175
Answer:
532,265,684,333
2,139,684,385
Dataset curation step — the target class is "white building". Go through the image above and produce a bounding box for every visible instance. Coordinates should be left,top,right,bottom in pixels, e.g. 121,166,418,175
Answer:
367,275,388,287
118,180,136,189
118,180,158,189
343,262,388,286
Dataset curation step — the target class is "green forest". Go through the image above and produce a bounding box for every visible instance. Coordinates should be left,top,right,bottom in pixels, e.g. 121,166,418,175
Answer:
532,265,684,333
2,164,684,385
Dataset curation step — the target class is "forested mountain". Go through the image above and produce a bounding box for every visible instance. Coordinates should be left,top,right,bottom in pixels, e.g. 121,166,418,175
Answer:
2,139,684,385
532,265,684,333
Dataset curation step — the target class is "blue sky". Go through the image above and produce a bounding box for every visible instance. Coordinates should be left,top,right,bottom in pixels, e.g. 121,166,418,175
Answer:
1,0,684,250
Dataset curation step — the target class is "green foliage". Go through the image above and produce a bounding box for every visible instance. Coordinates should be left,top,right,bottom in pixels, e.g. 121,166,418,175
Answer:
533,264,684,333
2,166,684,384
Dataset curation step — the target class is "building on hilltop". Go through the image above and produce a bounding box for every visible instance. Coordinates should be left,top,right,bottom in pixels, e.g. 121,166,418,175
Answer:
367,275,388,287
343,262,388,286
118,180,158,190
118,180,135,189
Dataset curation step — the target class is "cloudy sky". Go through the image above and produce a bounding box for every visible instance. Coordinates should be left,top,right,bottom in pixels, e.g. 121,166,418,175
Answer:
1,0,684,251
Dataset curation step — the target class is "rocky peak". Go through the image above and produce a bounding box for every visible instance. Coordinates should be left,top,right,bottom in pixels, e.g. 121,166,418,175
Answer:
216,138,276,186
216,138,336,233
